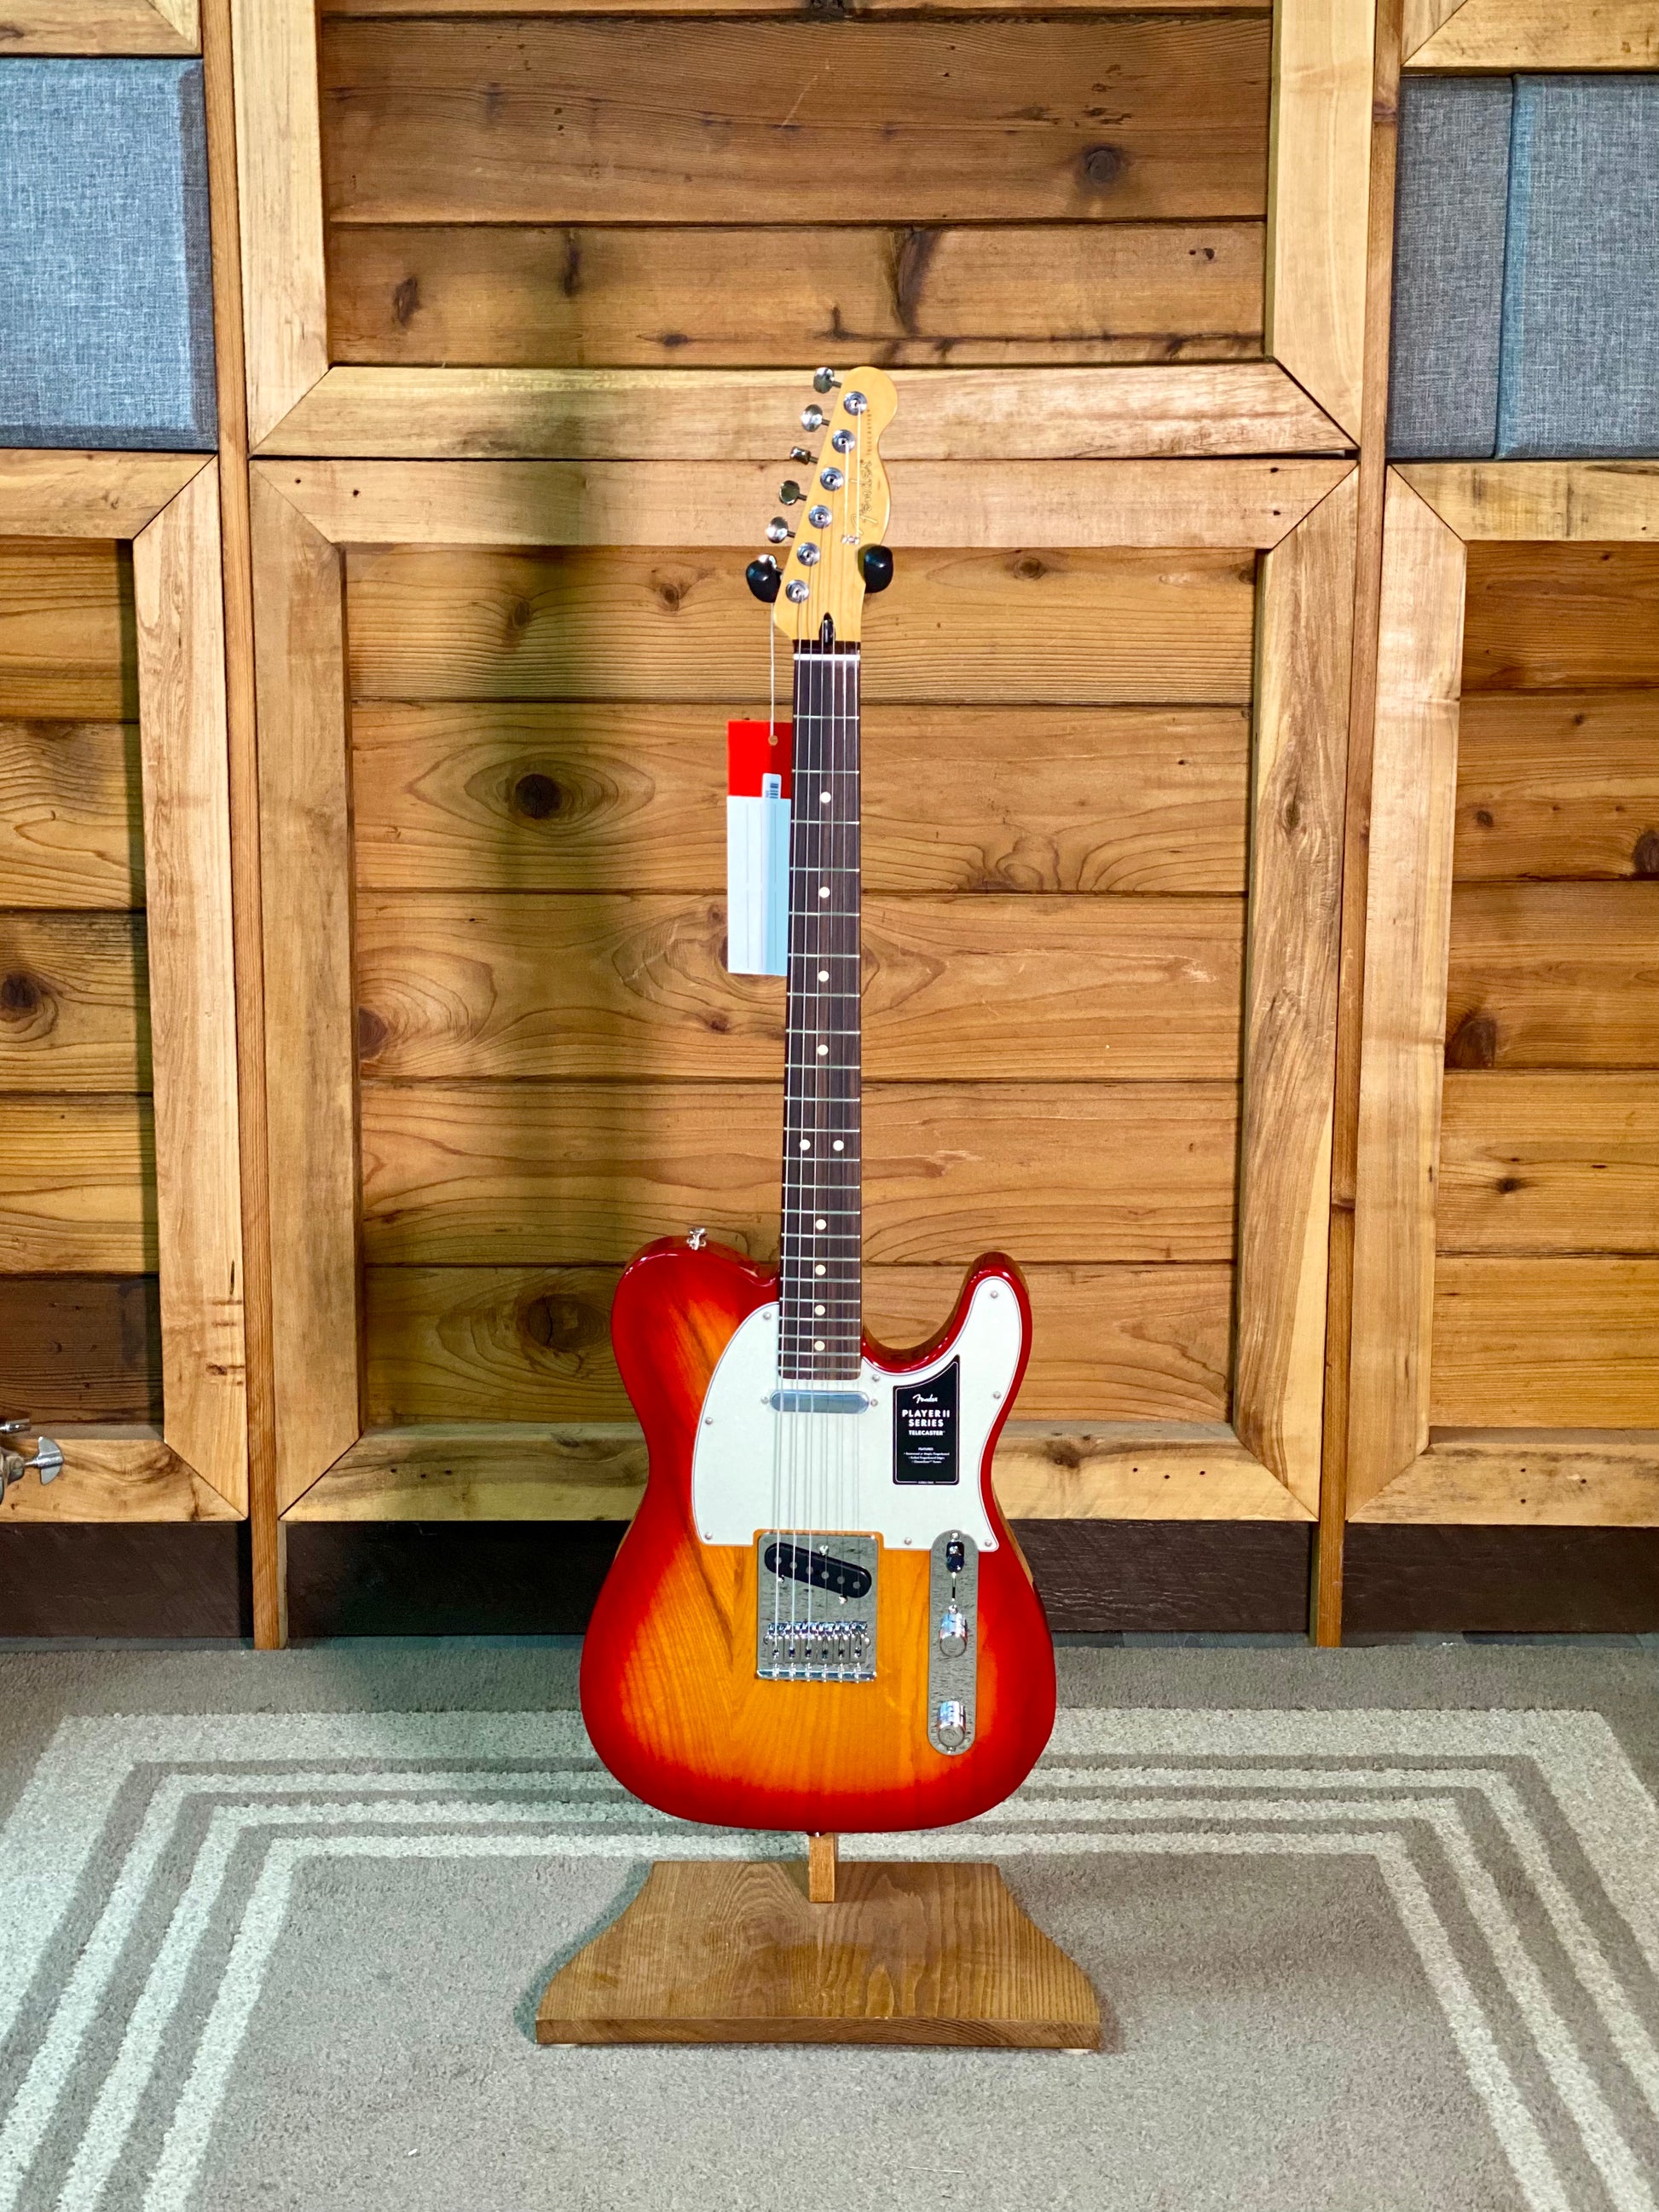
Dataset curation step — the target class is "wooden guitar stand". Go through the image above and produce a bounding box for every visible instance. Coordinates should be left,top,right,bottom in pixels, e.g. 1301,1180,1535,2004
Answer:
537,1834,1102,2048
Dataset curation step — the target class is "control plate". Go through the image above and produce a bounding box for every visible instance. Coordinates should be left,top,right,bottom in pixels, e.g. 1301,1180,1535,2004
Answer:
927,1529,979,1753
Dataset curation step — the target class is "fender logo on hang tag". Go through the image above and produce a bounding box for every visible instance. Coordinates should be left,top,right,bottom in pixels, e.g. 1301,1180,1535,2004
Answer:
726,719,792,977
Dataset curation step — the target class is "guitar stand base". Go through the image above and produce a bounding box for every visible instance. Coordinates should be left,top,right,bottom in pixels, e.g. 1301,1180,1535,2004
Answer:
535,1855,1102,2048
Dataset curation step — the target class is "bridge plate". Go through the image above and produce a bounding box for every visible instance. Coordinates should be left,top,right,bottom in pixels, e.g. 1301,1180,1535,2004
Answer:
755,1532,878,1681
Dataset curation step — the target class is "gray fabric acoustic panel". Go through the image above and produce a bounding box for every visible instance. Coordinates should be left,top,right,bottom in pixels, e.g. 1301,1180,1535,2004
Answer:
1387,77,1514,460
0,59,217,450
1496,74,1659,459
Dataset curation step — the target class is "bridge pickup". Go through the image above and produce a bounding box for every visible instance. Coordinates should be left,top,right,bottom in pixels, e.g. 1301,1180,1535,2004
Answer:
767,1389,870,1413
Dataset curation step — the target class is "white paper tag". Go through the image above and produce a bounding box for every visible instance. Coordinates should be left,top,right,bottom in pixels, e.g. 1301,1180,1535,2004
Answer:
726,720,791,976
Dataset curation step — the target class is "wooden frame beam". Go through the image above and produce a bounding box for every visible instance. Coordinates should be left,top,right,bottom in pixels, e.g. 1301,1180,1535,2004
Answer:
1347,461,1659,1533
1407,1,1659,70
0,453,248,1523
0,0,198,54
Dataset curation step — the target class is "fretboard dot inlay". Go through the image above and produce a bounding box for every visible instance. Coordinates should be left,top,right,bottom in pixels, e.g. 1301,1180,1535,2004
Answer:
817,1044,828,1057
818,969,829,981
818,886,830,898
832,1140,844,1152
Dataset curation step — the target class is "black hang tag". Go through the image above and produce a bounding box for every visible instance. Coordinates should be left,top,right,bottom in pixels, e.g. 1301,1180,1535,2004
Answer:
893,1359,959,1486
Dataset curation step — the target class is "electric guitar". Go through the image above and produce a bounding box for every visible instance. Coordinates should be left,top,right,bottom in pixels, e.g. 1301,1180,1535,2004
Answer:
580,367,1056,1833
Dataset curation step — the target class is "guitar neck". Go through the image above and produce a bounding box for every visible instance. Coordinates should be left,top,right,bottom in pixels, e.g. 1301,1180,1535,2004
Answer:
778,638,863,1383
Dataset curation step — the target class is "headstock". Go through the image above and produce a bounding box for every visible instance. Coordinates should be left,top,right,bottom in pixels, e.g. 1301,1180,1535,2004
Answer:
745,366,898,644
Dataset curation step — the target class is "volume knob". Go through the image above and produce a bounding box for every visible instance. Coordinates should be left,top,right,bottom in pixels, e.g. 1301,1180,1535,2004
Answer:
938,1606,968,1659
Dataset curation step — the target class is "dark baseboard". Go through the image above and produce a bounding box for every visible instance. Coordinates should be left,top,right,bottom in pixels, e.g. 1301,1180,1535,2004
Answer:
0,1522,249,1638
8,1519,1659,1642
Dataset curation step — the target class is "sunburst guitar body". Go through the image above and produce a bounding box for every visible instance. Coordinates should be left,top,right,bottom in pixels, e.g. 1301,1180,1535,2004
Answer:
579,367,1057,1834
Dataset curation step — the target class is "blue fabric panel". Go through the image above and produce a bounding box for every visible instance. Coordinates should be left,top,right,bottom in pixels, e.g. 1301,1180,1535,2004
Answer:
1497,75,1659,459
0,59,216,450
1386,77,1514,461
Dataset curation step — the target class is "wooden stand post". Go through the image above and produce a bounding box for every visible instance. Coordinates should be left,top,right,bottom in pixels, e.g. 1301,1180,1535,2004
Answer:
536,1837,1102,2049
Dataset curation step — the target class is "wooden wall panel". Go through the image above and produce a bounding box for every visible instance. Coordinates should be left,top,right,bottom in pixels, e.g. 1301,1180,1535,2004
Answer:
351,702,1251,898
363,1260,1234,1427
1454,694,1659,882
355,892,1243,1083
0,542,136,720
1431,1257,1659,1429
357,1080,1236,1268
1462,545,1659,694
0,539,159,1431
345,546,1259,707
1439,1072,1659,1255
328,223,1265,373
320,18,1269,227
1445,883,1659,1069
0,721,142,910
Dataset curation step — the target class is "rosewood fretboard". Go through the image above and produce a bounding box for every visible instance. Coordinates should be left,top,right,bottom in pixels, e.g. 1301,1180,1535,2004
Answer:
777,638,863,1382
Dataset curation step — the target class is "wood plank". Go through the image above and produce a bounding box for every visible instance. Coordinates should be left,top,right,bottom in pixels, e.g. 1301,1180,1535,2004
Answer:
0,453,205,537
230,0,328,444
345,545,1258,707
0,1,197,52
351,702,1250,898
0,541,135,721
0,1274,161,1424
1454,693,1659,882
1462,544,1659,694
320,17,1270,227
0,721,142,910
1409,0,1659,69
355,892,1243,1083
358,1080,1238,1270
285,1418,1307,1525
1445,882,1659,1069
1265,0,1373,438
263,364,1352,464
0,912,148,1092
0,1427,240,1522
1439,1071,1659,1256
360,1262,1234,1426
271,458,1344,553
1431,1256,1659,1429
326,223,1265,373
248,473,361,1506
133,465,248,1511
1353,1433,1659,1527
1405,463,1659,546
1346,474,1465,1513
1234,471,1356,1513
0,1099,153,1272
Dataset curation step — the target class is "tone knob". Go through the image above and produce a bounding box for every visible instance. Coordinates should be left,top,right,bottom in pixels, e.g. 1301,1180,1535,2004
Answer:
935,1699,967,1749
938,1606,968,1659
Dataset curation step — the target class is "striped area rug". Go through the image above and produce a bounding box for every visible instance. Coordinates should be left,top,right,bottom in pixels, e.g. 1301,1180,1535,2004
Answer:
5,1655,1659,2210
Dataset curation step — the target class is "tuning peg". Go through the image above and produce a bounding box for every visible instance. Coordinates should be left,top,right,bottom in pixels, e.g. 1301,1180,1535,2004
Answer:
812,367,841,394
789,447,812,465
801,403,826,432
778,480,804,505
745,556,783,604
766,516,794,544
859,545,894,594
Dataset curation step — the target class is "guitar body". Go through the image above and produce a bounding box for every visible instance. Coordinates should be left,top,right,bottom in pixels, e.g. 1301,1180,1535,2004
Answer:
580,1236,1057,1833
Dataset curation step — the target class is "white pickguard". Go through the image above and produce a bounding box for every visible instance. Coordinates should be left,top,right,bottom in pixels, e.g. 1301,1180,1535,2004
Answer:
690,1278,1022,1551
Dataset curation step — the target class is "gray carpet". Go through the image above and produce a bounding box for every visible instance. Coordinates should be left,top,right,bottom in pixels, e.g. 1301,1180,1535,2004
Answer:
6,1639,1659,2211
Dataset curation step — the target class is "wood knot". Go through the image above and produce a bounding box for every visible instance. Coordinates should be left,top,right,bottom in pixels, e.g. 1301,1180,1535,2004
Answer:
0,969,47,1023
1633,829,1659,878
1011,553,1049,581
656,578,685,610
1043,1439,1084,1470
1496,1175,1525,1195
1446,1010,1500,1069
511,771,563,821
390,274,420,329
1079,144,1125,191
520,1291,599,1355
356,1005,390,1061
506,598,534,634
1474,808,1495,829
